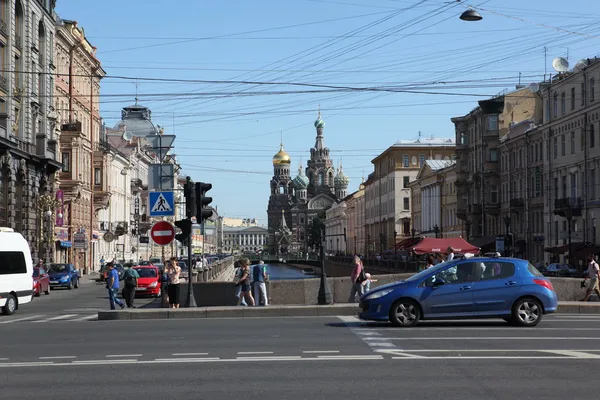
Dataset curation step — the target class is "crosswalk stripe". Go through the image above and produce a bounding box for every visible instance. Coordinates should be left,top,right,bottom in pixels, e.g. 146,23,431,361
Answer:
70,314,97,322
31,314,77,323
0,315,45,324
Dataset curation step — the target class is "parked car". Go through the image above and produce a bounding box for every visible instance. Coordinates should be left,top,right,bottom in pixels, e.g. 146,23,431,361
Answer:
48,264,80,290
126,266,161,298
543,263,577,277
100,263,124,281
359,256,558,327
0,227,34,315
33,267,50,296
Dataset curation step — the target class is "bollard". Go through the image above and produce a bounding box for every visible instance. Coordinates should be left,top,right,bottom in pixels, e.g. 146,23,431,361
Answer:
203,267,209,282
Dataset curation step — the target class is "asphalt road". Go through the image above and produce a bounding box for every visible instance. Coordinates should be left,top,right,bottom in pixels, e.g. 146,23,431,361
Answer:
0,276,158,323
1,314,599,399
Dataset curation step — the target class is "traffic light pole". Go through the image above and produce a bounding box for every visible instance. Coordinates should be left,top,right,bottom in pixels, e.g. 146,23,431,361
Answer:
185,224,196,308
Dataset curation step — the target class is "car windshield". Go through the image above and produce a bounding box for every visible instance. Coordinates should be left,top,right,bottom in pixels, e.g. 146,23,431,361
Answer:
135,268,157,278
403,260,456,282
49,264,69,273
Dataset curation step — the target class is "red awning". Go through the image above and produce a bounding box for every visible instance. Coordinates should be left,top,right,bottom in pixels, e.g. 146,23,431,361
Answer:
394,237,422,250
411,237,480,255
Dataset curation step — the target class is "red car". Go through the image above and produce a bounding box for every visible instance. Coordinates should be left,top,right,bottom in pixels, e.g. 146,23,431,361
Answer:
133,266,161,297
33,267,50,296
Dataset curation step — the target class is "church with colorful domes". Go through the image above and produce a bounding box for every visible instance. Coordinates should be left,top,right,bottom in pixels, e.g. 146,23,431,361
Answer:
267,113,349,254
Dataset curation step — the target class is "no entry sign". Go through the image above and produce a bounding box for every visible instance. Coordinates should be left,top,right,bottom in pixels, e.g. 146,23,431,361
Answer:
150,221,175,246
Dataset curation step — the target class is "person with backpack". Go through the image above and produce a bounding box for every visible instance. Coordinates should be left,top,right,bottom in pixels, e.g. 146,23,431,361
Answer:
348,255,366,303
122,266,140,308
252,261,269,306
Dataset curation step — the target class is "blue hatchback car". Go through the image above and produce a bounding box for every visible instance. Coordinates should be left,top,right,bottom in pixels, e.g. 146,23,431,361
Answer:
359,256,558,327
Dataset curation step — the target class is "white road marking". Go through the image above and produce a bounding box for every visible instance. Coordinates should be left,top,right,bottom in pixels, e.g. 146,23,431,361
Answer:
70,314,97,322
367,342,396,347
105,354,143,358
302,350,340,354
315,355,383,360
73,359,139,364
155,357,220,362
541,350,600,358
0,358,8,361
390,356,579,360
363,337,600,341
0,315,45,324
376,349,426,358
354,327,600,331
237,351,274,355
355,331,382,336
338,316,399,351
236,356,301,360
39,356,77,360
393,349,600,352
32,314,77,323
171,353,209,356
0,362,55,367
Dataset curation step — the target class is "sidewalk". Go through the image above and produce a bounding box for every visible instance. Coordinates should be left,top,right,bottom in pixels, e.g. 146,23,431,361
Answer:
97,301,600,321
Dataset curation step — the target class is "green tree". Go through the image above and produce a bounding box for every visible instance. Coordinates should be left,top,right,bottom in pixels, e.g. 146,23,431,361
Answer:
308,216,325,250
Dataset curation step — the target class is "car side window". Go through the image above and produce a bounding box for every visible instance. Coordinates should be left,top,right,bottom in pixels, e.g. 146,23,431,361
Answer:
479,261,515,281
428,262,475,285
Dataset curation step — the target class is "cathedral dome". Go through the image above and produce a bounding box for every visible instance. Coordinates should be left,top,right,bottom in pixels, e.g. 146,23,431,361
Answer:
273,144,291,165
314,116,325,129
293,166,309,189
334,166,350,189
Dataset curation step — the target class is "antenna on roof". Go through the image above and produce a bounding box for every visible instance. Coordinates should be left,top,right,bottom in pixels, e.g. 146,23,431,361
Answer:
134,80,139,105
418,131,422,141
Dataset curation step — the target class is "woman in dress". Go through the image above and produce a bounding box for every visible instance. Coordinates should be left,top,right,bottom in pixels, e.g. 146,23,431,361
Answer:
166,259,182,309
237,258,255,306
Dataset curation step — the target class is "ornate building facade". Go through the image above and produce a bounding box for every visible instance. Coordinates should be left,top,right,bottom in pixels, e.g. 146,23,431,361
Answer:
0,0,62,261
266,113,349,253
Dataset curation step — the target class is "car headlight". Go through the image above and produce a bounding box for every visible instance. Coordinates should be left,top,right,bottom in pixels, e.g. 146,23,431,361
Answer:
149,282,158,288
60,276,69,281
364,288,394,300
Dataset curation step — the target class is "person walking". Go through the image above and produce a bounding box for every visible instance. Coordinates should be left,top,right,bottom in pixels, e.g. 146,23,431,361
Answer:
581,254,600,301
122,266,140,308
252,261,269,306
160,265,169,307
166,259,181,308
237,258,255,306
106,262,125,310
348,255,366,303
232,261,248,306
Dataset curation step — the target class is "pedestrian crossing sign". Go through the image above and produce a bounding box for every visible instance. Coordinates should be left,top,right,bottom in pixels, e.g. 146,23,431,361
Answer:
149,191,175,217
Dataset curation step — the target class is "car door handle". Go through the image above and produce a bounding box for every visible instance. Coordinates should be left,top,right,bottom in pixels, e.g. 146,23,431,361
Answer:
459,285,471,291
505,281,517,286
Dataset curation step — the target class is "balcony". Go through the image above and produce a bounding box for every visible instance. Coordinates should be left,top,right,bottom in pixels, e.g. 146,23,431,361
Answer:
510,198,525,208
95,139,111,153
61,120,82,133
10,135,34,154
93,190,111,213
485,202,500,216
554,197,583,217
36,134,58,160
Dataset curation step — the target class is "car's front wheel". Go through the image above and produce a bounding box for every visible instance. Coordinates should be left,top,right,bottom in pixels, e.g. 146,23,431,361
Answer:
512,297,543,327
389,298,421,327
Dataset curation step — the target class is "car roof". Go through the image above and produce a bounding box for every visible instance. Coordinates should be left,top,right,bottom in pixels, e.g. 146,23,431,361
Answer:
455,256,527,263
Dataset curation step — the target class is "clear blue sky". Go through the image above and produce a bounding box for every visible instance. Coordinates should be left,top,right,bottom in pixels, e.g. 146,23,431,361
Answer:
56,0,600,225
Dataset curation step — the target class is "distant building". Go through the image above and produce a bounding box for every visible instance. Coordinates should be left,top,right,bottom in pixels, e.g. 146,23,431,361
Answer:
222,217,259,227
222,225,268,253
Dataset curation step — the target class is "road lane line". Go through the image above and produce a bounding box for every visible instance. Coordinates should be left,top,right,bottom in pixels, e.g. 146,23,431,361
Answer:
0,315,45,324
237,351,274,355
39,356,77,360
375,350,426,358
73,359,139,364
171,353,209,356
236,356,301,360
302,350,340,354
70,314,97,322
0,362,55,367
355,331,382,336
32,314,77,323
363,337,600,340
316,355,383,360
393,349,600,352
367,342,396,347
0,358,8,361
105,354,143,358
390,356,577,360
155,357,220,362
541,350,600,358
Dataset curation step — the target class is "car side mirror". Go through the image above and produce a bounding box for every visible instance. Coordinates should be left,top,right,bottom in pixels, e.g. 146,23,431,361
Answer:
432,279,445,286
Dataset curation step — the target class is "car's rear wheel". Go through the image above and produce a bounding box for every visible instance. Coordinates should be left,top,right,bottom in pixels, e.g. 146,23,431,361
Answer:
1,294,17,315
389,299,420,327
512,297,543,327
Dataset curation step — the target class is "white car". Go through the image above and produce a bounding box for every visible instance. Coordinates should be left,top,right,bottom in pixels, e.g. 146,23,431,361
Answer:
0,228,34,315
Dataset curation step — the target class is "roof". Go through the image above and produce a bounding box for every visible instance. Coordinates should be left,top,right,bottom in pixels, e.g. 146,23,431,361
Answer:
425,160,456,171
393,137,455,147
223,226,268,233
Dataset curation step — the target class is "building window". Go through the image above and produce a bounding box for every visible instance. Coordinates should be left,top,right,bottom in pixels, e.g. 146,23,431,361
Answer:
490,185,498,203
419,154,425,167
571,87,575,110
591,78,596,102
402,155,409,167
561,92,566,115
553,93,558,116
591,169,596,199
488,114,499,130
581,130,585,151
561,134,566,156
460,132,467,145
591,124,596,148
489,149,497,162
571,132,575,154
61,152,70,172
94,168,101,185
403,176,409,188
553,137,558,158
581,82,586,105
403,197,409,211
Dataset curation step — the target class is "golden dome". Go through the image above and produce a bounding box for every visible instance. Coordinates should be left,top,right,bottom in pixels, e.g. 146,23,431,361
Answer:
272,144,291,165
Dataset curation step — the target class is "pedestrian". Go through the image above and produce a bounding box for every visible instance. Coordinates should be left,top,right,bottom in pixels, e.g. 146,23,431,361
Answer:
426,255,435,269
166,259,181,308
580,254,600,301
160,265,169,307
252,261,269,306
105,262,125,310
361,272,377,293
348,255,366,303
232,261,248,306
447,247,455,261
122,266,140,308
237,258,255,306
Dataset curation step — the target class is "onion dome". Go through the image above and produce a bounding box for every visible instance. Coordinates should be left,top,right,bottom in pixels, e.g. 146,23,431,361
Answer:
334,165,350,189
314,113,325,129
293,164,309,189
272,143,291,165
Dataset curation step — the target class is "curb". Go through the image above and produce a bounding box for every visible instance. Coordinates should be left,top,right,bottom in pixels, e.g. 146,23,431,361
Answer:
97,301,600,321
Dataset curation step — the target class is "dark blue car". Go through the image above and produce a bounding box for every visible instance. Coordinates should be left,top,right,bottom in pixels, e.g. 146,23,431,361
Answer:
48,263,80,290
359,256,558,327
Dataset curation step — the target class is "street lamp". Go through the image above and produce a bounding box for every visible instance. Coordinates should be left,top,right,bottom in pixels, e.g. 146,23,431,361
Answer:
504,215,511,257
433,224,440,238
411,228,416,239
459,8,483,21
318,226,332,305
394,230,398,257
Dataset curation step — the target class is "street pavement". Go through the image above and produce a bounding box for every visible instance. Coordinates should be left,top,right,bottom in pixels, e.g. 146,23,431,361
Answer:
0,276,158,324
1,313,599,399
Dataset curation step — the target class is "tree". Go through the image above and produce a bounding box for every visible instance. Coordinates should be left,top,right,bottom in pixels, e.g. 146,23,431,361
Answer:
308,216,325,250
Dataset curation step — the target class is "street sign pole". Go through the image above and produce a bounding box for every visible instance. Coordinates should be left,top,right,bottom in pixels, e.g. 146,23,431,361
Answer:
184,177,197,308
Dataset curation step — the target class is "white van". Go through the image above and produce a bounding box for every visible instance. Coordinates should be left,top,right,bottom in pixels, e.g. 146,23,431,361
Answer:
0,228,34,315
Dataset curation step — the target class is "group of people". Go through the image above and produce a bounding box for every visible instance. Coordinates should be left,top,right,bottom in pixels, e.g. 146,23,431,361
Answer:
233,258,269,306
104,258,183,310
423,247,456,269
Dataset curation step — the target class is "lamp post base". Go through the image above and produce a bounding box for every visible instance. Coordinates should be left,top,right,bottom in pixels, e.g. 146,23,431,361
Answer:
318,272,333,305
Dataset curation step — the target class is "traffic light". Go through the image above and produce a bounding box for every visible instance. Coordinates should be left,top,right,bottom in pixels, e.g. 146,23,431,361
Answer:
183,176,196,219
195,182,213,223
174,219,192,245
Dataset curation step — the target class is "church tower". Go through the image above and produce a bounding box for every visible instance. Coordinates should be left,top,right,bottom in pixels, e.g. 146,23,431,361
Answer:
306,111,335,197
334,164,350,199
267,142,293,252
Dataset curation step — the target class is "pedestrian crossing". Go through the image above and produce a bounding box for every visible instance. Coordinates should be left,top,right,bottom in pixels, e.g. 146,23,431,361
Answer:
0,313,97,324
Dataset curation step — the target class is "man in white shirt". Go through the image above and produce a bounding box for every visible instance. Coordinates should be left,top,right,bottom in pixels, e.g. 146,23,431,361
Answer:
447,247,455,261
581,254,600,302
